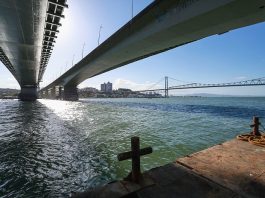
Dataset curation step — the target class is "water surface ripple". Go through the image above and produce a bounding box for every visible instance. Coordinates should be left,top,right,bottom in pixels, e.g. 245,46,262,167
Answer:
0,97,264,197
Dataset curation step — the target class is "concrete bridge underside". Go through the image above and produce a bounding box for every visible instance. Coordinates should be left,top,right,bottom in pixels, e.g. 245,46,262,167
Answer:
0,0,67,101
41,0,265,101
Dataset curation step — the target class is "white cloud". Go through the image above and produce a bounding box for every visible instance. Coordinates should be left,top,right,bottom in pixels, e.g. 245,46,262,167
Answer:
113,78,162,91
78,82,88,89
0,76,19,89
0,81,19,89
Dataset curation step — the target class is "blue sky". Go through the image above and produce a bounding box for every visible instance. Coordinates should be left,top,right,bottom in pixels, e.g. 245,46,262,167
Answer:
1,0,265,96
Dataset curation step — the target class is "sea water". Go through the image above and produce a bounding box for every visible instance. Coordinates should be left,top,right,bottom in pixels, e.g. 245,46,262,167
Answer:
0,97,265,197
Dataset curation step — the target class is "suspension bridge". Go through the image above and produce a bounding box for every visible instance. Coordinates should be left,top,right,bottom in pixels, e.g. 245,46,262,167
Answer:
136,76,265,97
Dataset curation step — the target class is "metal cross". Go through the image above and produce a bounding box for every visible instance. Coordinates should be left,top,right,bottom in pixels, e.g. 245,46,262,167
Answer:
118,136,152,183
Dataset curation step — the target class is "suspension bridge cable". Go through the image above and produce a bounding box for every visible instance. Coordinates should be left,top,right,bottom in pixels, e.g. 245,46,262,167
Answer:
168,76,195,84
145,77,165,90
135,76,265,92
136,77,165,92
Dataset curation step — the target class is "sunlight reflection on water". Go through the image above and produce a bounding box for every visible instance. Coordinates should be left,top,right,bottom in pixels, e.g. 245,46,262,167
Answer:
1,97,265,197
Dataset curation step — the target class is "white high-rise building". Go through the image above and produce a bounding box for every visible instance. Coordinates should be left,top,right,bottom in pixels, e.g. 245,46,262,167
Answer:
106,82,112,92
101,82,112,93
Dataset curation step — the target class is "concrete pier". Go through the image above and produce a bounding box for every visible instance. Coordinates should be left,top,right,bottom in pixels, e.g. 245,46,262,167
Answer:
58,86,63,100
63,86,78,101
50,87,56,99
72,139,265,198
19,87,38,101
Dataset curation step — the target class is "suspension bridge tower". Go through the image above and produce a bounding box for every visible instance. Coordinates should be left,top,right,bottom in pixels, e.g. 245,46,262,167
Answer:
165,76,169,98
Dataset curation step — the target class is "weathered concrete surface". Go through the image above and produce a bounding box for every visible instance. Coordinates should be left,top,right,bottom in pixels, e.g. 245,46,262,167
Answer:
177,139,265,198
72,139,265,198
18,87,38,101
72,164,236,198
0,0,67,101
63,86,78,101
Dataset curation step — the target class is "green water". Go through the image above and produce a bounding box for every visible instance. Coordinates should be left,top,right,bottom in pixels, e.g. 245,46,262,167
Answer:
0,97,265,197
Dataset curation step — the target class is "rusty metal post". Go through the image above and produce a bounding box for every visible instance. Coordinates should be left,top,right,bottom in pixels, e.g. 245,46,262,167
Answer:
117,137,152,183
252,116,261,136
131,136,141,183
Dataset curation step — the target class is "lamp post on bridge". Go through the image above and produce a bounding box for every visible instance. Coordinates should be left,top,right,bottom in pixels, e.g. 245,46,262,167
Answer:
98,25,103,46
82,42,85,58
65,62,68,72
72,54,75,67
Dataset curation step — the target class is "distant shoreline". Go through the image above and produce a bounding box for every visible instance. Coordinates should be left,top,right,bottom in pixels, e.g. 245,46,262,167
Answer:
1,87,265,99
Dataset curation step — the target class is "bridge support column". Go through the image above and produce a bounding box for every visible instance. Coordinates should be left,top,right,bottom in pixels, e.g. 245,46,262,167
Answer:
58,86,63,100
47,89,50,99
63,86,78,101
47,88,52,99
19,87,38,101
41,91,46,99
39,91,43,99
165,76,169,98
50,87,56,99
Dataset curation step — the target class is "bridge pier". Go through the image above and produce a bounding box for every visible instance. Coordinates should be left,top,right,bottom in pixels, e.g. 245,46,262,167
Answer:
63,86,78,101
41,90,46,99
47,88,52,99
39,91,43,99
51,87,57,99
19,87,38,101
58,86,63,100
39,90,49,99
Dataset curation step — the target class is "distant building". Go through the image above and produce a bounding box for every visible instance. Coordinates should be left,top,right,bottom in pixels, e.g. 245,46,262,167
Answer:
101,82,112,93
118,88,132,92
82,87,98,93
100,83,106,92
106,82,112,92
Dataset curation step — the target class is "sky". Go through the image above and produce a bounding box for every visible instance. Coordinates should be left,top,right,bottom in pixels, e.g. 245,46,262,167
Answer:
1,0,265,96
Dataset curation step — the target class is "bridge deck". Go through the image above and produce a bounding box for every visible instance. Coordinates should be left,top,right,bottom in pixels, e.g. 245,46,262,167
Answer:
73,139,265,198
